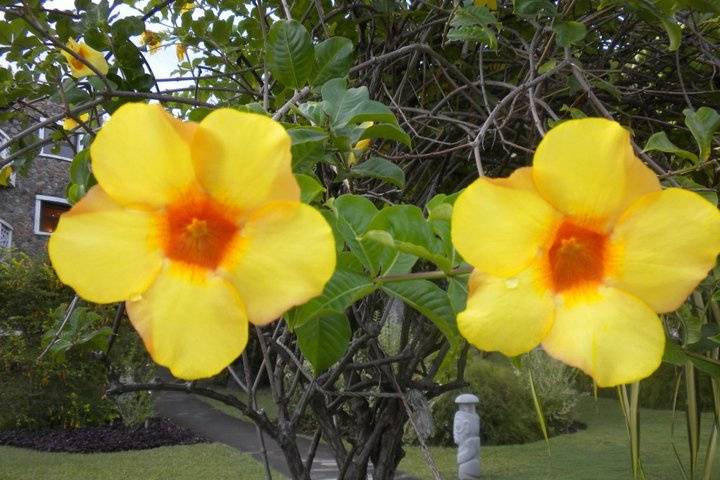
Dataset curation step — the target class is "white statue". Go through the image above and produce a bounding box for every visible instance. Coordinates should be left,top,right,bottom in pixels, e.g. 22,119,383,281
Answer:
454,393,481,480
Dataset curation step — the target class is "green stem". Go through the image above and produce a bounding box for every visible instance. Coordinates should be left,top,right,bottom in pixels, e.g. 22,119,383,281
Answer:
374,265,472,284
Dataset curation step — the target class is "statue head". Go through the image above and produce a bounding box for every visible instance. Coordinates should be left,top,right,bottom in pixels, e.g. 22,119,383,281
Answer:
455,393,479,415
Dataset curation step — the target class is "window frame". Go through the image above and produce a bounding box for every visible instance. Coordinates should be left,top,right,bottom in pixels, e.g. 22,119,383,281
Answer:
0,127,16,187
34,194,70,236
38,117,84,162
0,218,12,248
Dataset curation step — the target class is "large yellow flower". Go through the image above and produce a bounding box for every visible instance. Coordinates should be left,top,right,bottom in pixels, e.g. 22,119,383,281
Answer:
49,103,336,380
452,118,720,387
61,39,109,78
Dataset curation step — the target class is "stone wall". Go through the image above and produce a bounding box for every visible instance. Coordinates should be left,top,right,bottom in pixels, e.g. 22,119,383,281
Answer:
0,156,70,257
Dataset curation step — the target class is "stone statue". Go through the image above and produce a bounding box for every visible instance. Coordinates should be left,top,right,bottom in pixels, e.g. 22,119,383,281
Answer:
454,393,481,480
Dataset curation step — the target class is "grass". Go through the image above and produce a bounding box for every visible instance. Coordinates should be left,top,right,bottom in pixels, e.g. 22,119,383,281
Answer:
0,443,284,480
400,397,719,480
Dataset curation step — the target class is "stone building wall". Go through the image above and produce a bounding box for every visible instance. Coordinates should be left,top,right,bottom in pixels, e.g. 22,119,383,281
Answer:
0,157,70,258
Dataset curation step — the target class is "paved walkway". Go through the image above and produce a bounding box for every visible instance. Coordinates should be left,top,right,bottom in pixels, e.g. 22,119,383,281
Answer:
155,390,416,480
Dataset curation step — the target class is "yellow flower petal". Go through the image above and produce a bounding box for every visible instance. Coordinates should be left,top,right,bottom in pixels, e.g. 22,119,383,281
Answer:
61,39,108,78
532,118,633,227
90,103,197,208
62,113,90,131
451,177,561,277
489,166,537,192
192,109,298,211
48,186,163,304
542,286,664,387
126,265,248,380
458,266,555,357
618,156,661,212
609,188,720,313
223,201,336,325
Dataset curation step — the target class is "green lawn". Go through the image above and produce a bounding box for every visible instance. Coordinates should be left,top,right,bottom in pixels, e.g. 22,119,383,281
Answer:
400,397,719,480
0,443,282,480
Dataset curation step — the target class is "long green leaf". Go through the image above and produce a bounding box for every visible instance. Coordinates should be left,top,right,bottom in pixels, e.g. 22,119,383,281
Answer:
295,311,351,373
381,279,458,341
266,20,314,89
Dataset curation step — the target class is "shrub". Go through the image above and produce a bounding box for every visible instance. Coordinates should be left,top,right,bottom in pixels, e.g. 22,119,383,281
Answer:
425,350,583,446
0,251,154,429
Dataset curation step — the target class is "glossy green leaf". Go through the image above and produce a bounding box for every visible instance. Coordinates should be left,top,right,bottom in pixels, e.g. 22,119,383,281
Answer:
320,78,398,130
295,310,351,373
313,37,354,86
382,279,458,341
358,123,411,146
295,173,325,203
643,131,698,162
266,20,314,89
683,107,720,161
333,194,384,273
350,156,406,188
289,261,377,327
288,127,328,145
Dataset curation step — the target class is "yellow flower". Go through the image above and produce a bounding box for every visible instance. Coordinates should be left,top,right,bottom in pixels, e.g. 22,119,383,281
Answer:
348,121,374,166
61,39,109,78
175,43,187,62
451,118,720,387
49,103,336,380
141,30,163,54
62,113,91,131
181,1,195,12
0,165,12,187
474,0,497,9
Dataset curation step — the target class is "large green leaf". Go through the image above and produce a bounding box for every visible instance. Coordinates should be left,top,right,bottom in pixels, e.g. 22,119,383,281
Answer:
553,21,587,47
368,204,441,274
333,194,384,273
294,173,325,203
313,37,354,86
295,310,351,373
266,20,314,89
683,107,720,161
288,259,377,327
643,131,698,163
350,156,406,188
358,123,411,146
288,127,328,145
320,78,398,129
382,280,458,341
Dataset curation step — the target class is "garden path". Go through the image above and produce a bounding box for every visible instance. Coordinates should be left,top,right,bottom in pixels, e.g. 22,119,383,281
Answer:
155,389,417,480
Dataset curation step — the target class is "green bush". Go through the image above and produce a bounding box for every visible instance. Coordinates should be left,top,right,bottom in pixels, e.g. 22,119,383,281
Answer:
425,350,583,446
0,251,154,429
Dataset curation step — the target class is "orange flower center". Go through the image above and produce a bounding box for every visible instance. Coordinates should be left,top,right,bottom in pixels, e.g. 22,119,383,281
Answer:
161,194,239,270
69,51,85,70
547,221,607,292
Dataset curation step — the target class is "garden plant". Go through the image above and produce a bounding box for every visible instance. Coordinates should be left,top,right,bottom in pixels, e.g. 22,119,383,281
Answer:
1,0,720,479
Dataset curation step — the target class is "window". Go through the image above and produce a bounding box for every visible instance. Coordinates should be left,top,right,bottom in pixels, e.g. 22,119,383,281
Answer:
39,118,82,162
34,195,70,235
0,127,15,187
0,219,12,248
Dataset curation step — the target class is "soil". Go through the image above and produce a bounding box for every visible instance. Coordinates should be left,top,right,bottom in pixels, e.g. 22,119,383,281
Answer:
0,417,207,453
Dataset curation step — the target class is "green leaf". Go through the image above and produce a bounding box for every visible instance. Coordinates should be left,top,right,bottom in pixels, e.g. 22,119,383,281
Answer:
295,173,325,203
295,311,351,373
643,131,698,162
291,140,325,174
683,107,720,161
663,341,720,378
514,0,556,16
368,204,439,274
382,280,458,341
289,261,377,327
288,127,328,145
333,194,383,273
659,15,682,51
447,6,498,47
553,21,587,47
363,229,453,272
447,276,469,314
266,20,314,89
313,37,354,86
537,59,557,75
320,78,398,130
358,123,411,146
350,156,406,188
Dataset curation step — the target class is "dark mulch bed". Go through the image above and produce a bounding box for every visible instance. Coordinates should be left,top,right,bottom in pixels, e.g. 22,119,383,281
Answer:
0,417,207,453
